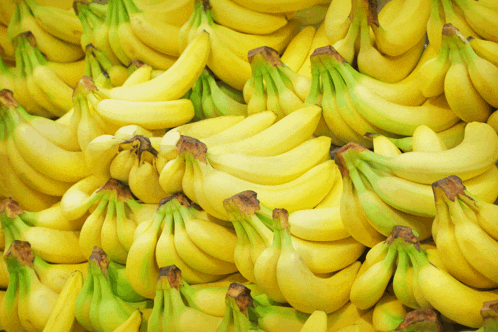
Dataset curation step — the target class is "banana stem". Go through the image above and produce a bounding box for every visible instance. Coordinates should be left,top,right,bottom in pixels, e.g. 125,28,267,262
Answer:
122,0,141,15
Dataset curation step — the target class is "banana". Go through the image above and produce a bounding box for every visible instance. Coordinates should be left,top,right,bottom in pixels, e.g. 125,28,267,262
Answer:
253,302,309,332
209,0,289,35
406,242,498,328
230,220,257,283
208,105,321,157
281,26,316,72
371,134,402,157
276,210,361,313
300,310,327,332
0,244,24,332
12,241,59,332
17,1,84,63
356,8,426,84
135,0,194,27
117,0,178,70
372,0,431,57
108,1,132,67
392,247,419,309
314,167,343,208
453,0,498,43
324,0,351,45
333,55,459,136
444,27,492,123
350,244,397,310
469,37,498,67
24,0,82,44
85,135,123,183
128,158,168,204
458,34,498,109
179,282,227,318
42,270,84,332
229,0,324,13
104,31,209,102
74,260,96,331
418,36,451,98
95,98,194,131
339,170,386,248
166,266,223,332
32,254,87,294
208,136,330,185
372,295,407,332
113,309,142,332
287,206,350,242
359,122,498,184
431,183,498,289
412,124,447,152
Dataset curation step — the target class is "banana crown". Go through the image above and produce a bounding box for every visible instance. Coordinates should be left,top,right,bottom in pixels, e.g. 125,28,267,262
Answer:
394,308,443,332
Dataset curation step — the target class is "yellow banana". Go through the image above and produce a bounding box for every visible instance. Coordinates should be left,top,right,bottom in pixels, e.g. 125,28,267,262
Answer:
281,26,316,72
300,310,327,332
469,37,498,67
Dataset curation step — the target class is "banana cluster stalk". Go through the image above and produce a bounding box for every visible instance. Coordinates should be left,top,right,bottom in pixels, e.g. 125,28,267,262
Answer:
242,46,311,120
74,247,152,332
427,0,498,51
432,176,498,293
0,89,91,211
8,0,84,63
440,24,498,123
323,0,427,83
126,194,237,299
179,1,300,90
224,193,364,313
401,225,498,328
189,69,247,120
392,309,443,332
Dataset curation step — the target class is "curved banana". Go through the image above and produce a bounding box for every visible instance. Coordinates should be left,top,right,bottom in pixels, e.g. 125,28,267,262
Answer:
281,26,316,72
469,37,498,67
60,175,106,220
105,31,209,102
276,215,361,313
229,0,324,13
300,310,327,332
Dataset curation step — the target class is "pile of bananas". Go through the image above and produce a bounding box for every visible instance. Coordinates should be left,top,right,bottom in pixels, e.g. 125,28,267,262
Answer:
1,0,498,330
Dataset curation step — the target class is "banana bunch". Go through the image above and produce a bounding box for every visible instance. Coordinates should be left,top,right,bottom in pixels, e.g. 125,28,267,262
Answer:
171,105,336,220
427,0,498,50
242,46,310,120
126,194,237,299
0,240,59,332
309,46,460,147
82,44,129,88
440,24,497,123
61,177,156,264
0,198,87,264
7,0,84,63
323,0,428,83
74,247,152,332
189,69,247,120
87,131,169,203
42,270,84,332
225,197,364,313
148,265,256,332
403,230,498,328
336,139,498,246
179,1,300,90
371,295,408,332
0,89,91,211
432,176,498,291
10,32,76,118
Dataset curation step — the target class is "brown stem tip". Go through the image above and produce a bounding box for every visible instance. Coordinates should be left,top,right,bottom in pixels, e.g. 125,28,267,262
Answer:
159,265,183,290
481,300,498,318
97,178,133,201
90,246,110,276
4,240,34,268
227,283,253,315
431,175,467,202
395,309,442,331
0,89,18,108
247,46,281,67
386,225,420,251
273,208,289,232
223,191,260,218
176,135,207,163
158,193,191,209
0,198,24,219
